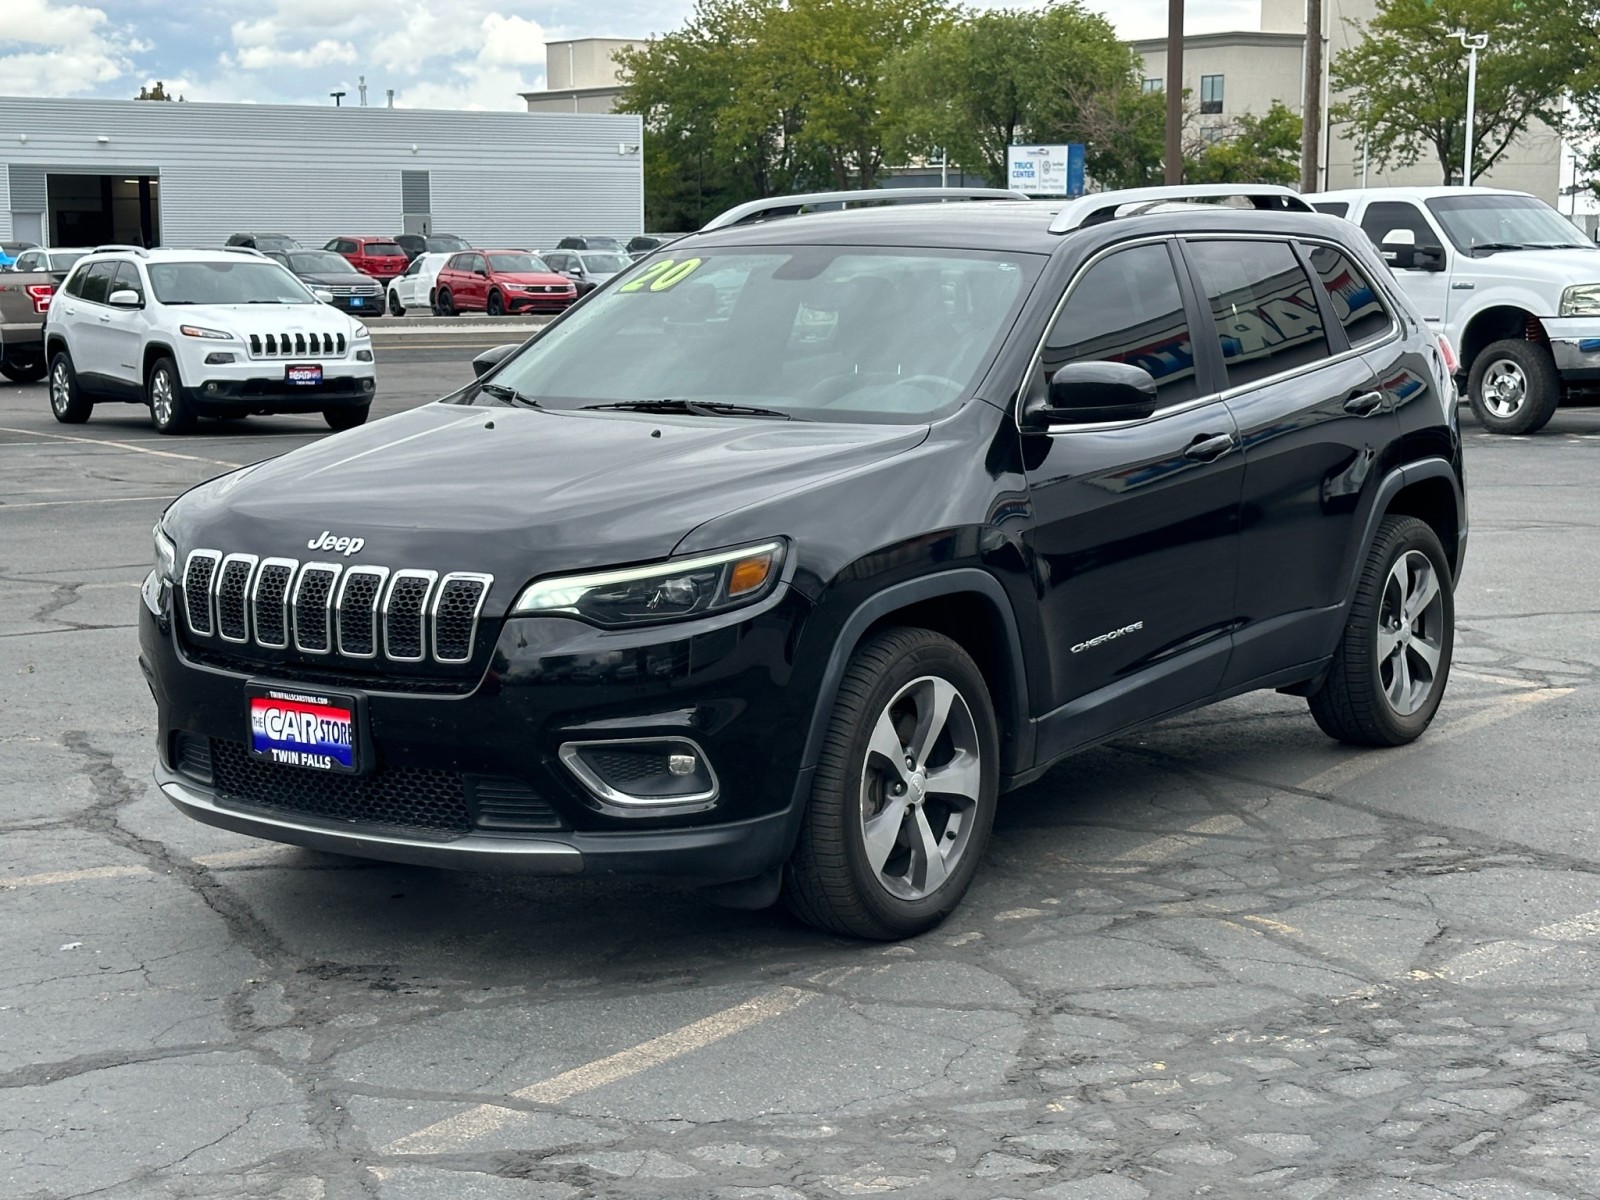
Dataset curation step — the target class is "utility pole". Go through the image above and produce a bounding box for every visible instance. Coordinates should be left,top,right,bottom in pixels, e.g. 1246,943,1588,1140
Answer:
1300,0,1322,194
1164,0,1183,185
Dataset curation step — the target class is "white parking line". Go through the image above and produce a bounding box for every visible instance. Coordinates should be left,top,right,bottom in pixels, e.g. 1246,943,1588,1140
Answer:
0,425,244,468
387,986,816,1154
1438,909,1600,981
2,495,176,510
1,864,153,889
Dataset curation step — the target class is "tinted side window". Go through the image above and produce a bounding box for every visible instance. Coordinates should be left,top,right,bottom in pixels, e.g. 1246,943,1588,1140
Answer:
1187,239,1331,389
1311,201,1349,218
1360,202,1437,253
112,261,145,302
79,262,118,305
1042,242,1198,407
63,264,88,297
1308,244,1393,347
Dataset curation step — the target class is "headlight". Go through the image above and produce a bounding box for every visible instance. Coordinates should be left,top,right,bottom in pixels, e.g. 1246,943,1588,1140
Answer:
1560,285,1600,318
511,540,786,626
178,325,234,340
352,322,370,339
153,521,177,580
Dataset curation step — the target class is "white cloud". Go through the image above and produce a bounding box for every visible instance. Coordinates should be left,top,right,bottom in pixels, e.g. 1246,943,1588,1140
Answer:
224,37,359,71
0,0,136,94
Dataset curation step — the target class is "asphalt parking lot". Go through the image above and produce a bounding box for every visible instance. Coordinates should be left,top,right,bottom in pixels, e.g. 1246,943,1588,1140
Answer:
5,342,1600,1200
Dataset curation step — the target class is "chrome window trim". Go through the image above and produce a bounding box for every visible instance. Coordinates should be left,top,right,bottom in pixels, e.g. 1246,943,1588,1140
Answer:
558,737,720,818
213,553,260,645
430,572,494,664
1018,231,1406,437
381,569,438,663
250,556,299,649
334,565,391,660
291,561,343,655
182,549,221,637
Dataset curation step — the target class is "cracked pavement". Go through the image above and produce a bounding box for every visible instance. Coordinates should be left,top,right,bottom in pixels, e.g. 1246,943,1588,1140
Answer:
5,360,1600,1199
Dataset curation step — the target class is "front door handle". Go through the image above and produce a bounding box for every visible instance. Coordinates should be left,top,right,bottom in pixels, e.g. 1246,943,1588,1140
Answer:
1183,433,1236,463
1343,390,1385,416
98,313,112,323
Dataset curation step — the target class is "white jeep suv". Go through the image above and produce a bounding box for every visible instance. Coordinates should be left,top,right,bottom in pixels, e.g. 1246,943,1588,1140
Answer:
1313,187,1600,435
43,246,377,435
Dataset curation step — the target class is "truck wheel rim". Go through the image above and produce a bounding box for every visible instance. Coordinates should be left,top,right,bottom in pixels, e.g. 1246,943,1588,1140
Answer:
151,370,174,425
858,675,981,902
50,362,70,413
1377,549,1445,717
1481,360,1526,418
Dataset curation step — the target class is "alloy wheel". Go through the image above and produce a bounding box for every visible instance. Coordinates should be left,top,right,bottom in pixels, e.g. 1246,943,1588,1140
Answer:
151,368,175,426
1377,549,1446,716
50,360,71,415
1481,359,1527,419
858,675,983,901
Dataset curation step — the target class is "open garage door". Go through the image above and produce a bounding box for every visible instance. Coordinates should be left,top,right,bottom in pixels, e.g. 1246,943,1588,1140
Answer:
46,171,160,248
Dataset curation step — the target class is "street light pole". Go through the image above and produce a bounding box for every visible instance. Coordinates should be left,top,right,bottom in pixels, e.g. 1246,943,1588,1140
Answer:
1452,28,1487,185
1164,0,1183,185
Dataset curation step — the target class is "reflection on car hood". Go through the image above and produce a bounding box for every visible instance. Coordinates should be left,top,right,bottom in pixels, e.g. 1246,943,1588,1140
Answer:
157,303,358,331
166,402,929,590
497,272,573,286
296,271,378,288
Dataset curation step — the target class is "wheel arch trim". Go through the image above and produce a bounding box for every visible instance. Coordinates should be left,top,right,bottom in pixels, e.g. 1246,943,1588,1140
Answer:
1343,458,1466,613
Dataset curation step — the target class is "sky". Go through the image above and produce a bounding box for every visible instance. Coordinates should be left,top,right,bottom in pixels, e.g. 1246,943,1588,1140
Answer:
1,0,1263,111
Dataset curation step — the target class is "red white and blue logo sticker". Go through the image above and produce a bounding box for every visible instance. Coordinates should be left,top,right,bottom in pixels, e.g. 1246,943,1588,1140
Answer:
249,688,355,771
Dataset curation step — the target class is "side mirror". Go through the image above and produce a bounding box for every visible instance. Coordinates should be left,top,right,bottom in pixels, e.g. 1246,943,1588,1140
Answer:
313,288,334,304
1023,361,1158,429
1380,228,1418,269
472,343,519,378
1413,244,1446,272
107,289,143,308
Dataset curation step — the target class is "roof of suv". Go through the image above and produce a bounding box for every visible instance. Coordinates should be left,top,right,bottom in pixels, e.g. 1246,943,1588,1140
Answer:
79,247,267,265
1316,185,1530,203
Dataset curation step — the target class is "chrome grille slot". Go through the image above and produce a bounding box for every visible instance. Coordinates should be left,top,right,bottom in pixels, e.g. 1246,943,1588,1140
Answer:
252,558,297,649
432,573,492,663
183,550,220,637
214,554,258,643
292,563,341,654
383,570,437,662
336,566,389,659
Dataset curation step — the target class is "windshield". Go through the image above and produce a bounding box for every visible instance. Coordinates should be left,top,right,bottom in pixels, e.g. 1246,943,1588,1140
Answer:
147,261,316,305
488,252,550,273
478,247,1038,423
1425,195,1591,256
47,251,87,272
365,242,407,258
427,236,470,252
289,251,355,274
579,253,629,274
579,237,624,251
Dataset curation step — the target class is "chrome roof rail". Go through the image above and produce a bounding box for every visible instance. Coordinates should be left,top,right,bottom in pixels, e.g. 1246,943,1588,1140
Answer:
90,243,151,257
217,246,268,257
1048,184,1313,233
702,187,1029,231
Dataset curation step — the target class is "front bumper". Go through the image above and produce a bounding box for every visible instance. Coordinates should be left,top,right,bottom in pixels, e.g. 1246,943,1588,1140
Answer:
180,374,376,412
1545,317,1600,382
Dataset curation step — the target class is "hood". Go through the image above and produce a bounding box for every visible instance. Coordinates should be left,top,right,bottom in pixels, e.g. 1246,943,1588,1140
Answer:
1466,246,1600,287
170,302,359,334
497,272,572,286
299,271,377,288
165,403,928,598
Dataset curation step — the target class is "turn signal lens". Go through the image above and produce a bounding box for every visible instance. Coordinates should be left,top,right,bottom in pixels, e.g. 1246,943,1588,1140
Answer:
727,552,775,597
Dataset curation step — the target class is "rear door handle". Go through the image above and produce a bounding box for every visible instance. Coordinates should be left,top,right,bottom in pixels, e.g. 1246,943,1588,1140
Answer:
1183,433,1236,463
1343,390,1385,416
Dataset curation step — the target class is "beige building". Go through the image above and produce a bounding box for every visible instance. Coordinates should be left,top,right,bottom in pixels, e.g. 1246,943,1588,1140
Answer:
521,38,642,115
1134,0,1572,207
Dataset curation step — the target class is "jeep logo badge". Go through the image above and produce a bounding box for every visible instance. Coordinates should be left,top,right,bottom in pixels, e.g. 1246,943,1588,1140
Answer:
307,530,365,557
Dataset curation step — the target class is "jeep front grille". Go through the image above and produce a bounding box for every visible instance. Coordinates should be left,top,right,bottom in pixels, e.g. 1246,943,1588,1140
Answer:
180,550,491,667
247,332,346,358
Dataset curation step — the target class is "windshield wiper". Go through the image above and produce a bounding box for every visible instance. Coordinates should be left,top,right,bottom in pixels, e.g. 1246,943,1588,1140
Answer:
478,382,542,409
1468,242,1529,256
582,399,794,420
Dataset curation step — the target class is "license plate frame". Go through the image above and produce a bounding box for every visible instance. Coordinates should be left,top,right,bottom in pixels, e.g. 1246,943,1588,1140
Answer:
285,363,323,386
349,296,364,307
245,682,365,774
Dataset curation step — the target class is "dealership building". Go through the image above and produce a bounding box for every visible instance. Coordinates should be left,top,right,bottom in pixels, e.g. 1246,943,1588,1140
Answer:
0,96,644,251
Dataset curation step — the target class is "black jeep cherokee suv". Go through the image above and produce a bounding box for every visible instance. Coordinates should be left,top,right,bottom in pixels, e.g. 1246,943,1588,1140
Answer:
142,185,1466,940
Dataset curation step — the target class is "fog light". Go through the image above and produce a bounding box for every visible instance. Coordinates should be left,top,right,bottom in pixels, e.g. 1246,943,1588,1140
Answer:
204,352,235,365
361,378,375,390
559,738,718,816
355,349,374,362
204,382,219,393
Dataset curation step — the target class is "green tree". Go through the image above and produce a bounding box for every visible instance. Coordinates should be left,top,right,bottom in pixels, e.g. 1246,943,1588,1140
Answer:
1330,0,1595,184
1187,102,1302,185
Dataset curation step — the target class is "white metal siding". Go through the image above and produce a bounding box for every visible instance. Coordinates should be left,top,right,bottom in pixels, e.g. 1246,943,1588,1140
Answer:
0,97,643,247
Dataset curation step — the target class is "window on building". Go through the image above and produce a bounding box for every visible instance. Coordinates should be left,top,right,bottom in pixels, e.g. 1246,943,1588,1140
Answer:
1142,78,1162,93
1200,74,1224,114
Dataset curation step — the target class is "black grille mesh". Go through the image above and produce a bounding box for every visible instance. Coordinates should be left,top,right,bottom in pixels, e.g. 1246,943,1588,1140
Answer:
434,577,486,661
216,560,253,640
468,777,564,831
294,567,338,651
210,738,470,836
254,564,293,647
385,576,431,659
338,572,384,656
589,749,671,785
184,555,216,635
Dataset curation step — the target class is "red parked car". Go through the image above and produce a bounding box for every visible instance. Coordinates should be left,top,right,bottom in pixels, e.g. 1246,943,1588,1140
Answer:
323,236,410,283
433,250,577,316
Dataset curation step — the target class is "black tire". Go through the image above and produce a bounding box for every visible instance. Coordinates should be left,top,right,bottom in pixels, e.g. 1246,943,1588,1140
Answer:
387,289,405,317
47,351,92,424
324,403,371,431
437,288,455,316
147,356,195,435
2,357,47,384
784,627,999,940
1466,339,1560,435
1308,515,1454,747
428,289,441,316
487,290,505,316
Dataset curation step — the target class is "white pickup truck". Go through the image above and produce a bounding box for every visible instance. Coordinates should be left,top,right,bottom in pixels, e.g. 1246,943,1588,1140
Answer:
1313,186,1600,434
